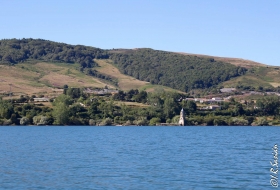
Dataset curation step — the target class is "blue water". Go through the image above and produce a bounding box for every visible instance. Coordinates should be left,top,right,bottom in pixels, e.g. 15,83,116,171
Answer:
0,126,279,190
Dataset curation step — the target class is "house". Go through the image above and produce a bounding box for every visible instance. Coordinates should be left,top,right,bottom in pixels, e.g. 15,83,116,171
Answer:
33,98,49,102
212,97,223,101
83,88,119,95
208,105,221,110
194,98,200,102
250,91,263,95
220,88,236,93
199,99,215,104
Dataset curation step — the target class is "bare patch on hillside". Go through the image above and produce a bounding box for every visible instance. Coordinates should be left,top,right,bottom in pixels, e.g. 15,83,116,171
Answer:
94,59,149,90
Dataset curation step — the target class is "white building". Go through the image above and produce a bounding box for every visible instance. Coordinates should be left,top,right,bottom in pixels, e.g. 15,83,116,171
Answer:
178,108,185,126
33,98,49,102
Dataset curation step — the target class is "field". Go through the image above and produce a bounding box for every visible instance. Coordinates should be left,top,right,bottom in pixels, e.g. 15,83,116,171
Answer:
0,62,113,97
0,60,185,99
94,59,149,90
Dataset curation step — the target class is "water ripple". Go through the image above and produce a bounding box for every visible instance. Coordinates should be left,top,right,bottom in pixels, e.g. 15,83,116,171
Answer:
0,126,278,189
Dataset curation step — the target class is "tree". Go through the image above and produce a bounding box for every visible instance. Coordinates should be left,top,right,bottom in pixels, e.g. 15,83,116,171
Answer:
181,100,197,113
149,117,161,126
230,117,249,126
10,113,19,125
133,91,147,103
163,97,179,119
234,103,244,116
133,118,148,126
254,117,269,126
63,84,68,95
99,118,112,126
33,115,49,125
52,94,73,106
0,100,14,119
88,100,100,118
98,100,112,119
53,102,70,125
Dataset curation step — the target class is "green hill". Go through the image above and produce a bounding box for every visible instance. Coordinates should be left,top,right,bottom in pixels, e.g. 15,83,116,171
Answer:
0,38,278,95
109,48,247,92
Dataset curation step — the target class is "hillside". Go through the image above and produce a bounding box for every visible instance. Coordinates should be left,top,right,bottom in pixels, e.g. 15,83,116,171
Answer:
0,62,115,97
0,38,278,96
0,61,185,98
221,66,280,90
177,52,265,68
94,59,183,93
109,48,247,92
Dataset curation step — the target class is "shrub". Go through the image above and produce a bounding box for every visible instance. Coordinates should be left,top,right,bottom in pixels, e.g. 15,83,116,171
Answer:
20,117,29,125
99,118,112,126
149,117,161,126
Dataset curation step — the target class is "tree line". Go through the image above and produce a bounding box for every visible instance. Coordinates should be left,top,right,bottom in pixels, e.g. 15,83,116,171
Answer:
0,38,108,68
0,88,279,126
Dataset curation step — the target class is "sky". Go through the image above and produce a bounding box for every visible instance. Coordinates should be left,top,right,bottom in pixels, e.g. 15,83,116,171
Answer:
0,0,279,65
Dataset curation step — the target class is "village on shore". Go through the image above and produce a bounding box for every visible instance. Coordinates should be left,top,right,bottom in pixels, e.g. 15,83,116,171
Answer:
1,85,280,126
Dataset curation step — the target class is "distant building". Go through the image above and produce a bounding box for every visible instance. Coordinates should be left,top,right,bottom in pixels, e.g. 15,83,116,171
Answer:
178,108,185,126
84,88,119,95
199,99,212,103
208,105,221,110
33,98,49,102
220,88,236,93
249,91,263,95
212,97,223,101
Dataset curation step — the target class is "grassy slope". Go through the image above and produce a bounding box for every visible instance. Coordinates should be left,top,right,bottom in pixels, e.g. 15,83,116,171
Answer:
0,60,185,98
177,52,265,68
94,59,148,90
221,66,280,89
0,62,114,97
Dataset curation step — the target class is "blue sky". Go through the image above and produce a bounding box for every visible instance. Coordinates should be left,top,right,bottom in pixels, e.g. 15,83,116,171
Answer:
1,0,279,65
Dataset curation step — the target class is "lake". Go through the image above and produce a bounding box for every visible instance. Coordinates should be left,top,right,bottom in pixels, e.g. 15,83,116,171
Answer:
0,126,279,189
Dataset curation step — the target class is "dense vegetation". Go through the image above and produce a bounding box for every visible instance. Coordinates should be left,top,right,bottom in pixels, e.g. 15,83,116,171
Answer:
0,39,108,67
0,88,279,126
109,49,247,92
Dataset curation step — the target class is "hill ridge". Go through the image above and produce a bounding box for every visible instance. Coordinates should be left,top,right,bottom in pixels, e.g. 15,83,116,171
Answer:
1,38,279,96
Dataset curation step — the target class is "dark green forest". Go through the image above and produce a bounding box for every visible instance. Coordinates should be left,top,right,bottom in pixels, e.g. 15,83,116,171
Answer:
110,49,247,92
0,38,108,66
